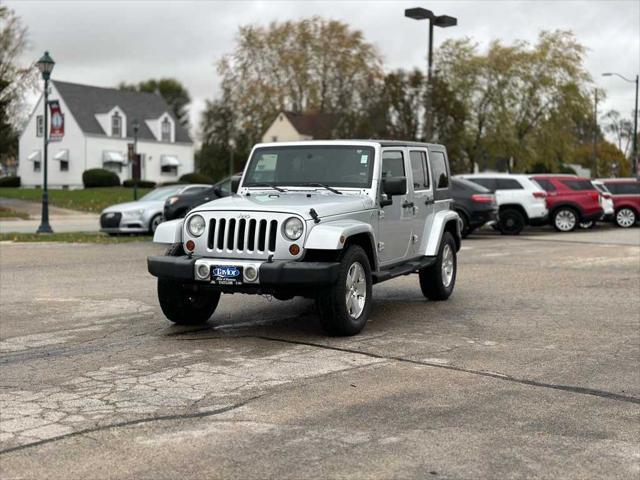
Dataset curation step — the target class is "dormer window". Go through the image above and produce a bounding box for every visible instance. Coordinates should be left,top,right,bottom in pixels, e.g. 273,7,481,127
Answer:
111,112,122,137
161,117,171,142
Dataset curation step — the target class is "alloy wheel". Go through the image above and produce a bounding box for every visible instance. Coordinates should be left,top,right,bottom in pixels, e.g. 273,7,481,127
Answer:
555,209,576,232
441,243,455,288
345,262,367,319
616,208,636,228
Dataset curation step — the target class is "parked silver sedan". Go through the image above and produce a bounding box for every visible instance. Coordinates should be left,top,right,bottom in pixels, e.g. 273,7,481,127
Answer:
100,184,211,234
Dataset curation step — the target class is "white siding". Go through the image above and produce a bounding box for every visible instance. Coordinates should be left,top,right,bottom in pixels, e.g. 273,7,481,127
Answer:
261,113,311,143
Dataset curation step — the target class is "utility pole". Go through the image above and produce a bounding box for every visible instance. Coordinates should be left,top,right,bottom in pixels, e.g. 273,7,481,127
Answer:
592,89,598,178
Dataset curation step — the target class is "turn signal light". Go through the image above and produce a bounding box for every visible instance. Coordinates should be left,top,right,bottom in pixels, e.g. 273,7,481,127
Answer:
289,244,300,255
185,240,195,252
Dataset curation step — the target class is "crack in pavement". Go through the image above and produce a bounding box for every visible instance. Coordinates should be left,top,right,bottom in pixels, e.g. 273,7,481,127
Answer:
0,395,263,456
254,336,640,405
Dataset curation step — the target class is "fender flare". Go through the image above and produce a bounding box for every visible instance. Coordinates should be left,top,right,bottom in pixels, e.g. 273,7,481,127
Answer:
423,210,462,256
304,220,375,250
153,219,184,244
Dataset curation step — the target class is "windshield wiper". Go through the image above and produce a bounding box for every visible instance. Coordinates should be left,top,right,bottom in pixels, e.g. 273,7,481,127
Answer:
248,183,286,192
299,183,343,195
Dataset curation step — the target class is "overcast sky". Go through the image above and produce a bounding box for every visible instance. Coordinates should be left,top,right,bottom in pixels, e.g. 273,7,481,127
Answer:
7,0,640,140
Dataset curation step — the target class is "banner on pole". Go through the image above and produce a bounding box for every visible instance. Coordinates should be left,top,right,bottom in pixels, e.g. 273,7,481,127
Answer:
48,100,64,141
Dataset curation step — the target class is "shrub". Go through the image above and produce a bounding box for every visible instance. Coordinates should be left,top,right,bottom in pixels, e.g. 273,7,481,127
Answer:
0,176,20,187
123,179,156,188
82,169,120,188
179,172,214,184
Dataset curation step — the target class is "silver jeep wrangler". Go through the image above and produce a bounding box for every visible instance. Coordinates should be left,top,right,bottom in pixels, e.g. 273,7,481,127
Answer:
148,140,461,336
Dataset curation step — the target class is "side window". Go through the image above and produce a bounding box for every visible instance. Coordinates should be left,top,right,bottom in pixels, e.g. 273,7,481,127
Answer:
562,179,596,191
381,151,405,178
409,151,429,190
534,178,556,192
429,151,449,189
496,178,524,190
468,178,496,192
184,186,209,195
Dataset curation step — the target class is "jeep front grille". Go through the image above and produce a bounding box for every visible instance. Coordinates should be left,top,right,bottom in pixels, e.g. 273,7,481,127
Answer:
207,217,278,253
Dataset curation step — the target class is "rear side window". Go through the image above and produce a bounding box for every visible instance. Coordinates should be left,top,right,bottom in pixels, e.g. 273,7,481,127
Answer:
534,178,556,192
496,178,524,190
605,182,640,195
562,180,596,191
409,151,429,190
468,178,496,192
429,151,449,189
381,151,405,178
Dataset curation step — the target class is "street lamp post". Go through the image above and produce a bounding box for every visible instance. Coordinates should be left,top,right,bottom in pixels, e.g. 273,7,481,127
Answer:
132,119,140,201
36,51,55,234
405,7,457,141
603,72,639,178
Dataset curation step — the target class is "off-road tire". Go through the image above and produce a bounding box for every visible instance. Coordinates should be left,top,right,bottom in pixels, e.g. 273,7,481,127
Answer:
316,245,372,336
499,209,525,235
157,279,220,325
419,231,457,301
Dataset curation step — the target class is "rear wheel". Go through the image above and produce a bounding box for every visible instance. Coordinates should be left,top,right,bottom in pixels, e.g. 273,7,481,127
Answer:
316,245,372,336
552,207,578,232
499,209,525,235
419,231,457,301
579,220,595,229
615,207,637,228
456,210,471,238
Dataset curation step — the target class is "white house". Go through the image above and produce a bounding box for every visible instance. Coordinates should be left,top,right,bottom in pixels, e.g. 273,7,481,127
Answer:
261,111,340,143
19,80,194,188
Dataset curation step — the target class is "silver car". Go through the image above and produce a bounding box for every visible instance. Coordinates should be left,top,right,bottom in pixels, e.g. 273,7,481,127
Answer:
100,184,210,234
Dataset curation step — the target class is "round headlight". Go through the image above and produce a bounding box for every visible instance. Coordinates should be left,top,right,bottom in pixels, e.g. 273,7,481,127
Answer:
187,214,205,237
283,217,303,240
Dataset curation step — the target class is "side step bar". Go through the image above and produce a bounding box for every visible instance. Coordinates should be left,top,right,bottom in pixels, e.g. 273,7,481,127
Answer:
372,256,437,284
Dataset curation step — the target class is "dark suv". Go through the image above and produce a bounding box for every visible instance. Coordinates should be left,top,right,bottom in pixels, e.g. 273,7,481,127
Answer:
163,174,241,221
531,175,603,232
450,177,498,237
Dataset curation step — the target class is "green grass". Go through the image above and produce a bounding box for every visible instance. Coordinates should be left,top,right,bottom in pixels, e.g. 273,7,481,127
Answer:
0,206,30,220
0,187,151,213
0,232,151,244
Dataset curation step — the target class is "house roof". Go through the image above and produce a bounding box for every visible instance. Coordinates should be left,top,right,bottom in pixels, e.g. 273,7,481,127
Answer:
52,80,192,143
282,111,340,139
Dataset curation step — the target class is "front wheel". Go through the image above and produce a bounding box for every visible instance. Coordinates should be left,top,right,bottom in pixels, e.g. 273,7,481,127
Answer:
419,231,457,301
316,245,372,336
157,279,221,325
615,207,637,228
149,214,163,234
579,220,595,229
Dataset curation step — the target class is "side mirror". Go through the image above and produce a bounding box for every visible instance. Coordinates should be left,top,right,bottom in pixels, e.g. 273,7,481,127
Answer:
231,176,241,193
380,177,407,207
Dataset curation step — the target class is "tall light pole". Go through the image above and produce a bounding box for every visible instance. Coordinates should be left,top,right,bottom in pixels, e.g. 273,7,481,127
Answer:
603,72,639,178
593,89,599,178
36,51,55,234
132,118,140,201
405,7,457,141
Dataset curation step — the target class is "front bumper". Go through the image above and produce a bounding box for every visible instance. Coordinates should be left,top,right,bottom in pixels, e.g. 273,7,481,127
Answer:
147,255,340,289
100,212,149,233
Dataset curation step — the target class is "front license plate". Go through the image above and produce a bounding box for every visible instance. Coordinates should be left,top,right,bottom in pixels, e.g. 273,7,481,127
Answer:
210,265,243,285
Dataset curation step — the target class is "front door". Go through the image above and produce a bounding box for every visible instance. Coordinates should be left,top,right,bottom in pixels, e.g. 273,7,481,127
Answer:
377,149,414,266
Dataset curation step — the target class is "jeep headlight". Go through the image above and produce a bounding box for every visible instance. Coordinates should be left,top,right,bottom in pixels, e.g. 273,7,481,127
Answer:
283,217,303,240
187,214,205,237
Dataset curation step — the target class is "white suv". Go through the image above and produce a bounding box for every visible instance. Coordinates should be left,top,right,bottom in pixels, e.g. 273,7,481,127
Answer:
455,173,548,234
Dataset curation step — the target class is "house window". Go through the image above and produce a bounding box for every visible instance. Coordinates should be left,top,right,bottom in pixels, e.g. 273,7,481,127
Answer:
34,161,41,172
161,118,171,142
36,116,44,137
60,160,69,172
161,165,178,176
111,112,122,137
103,161,122,173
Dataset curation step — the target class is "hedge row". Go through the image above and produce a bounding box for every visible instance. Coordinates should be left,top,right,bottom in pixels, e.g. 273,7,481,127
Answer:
0,176,21,187
82,169,120,187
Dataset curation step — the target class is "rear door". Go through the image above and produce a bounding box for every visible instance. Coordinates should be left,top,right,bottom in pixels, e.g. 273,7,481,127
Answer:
377,149,414,265
409,148,434,255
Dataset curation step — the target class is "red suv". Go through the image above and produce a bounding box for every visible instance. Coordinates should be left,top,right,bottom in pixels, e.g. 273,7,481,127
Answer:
531,175,603,232
598,178,640,228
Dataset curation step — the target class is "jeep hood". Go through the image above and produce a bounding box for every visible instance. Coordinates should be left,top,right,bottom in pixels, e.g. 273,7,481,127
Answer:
193,192,374,220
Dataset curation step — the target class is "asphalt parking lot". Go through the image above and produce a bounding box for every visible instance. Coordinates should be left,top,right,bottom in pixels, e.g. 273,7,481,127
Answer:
0,227,639,479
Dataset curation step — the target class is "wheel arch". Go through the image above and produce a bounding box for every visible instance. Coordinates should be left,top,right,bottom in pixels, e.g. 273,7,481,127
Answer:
550,202,584,218
423,210,462,256
499,203,529,221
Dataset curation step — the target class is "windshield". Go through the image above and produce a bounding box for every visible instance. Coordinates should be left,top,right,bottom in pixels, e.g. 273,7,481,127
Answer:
140,186,184,201
243,145,375,189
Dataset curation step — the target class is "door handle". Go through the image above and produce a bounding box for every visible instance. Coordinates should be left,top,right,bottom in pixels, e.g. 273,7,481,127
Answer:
402,201,414,208
425,198,434,205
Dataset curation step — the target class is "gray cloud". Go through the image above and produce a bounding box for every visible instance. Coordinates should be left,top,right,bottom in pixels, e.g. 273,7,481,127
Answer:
8,0,640,140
